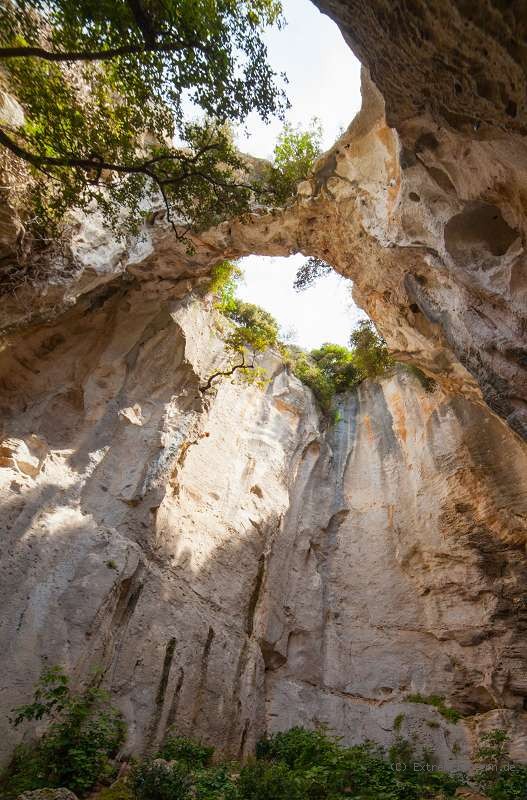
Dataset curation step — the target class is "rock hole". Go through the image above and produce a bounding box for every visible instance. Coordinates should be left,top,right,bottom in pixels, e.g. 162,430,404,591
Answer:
506,99,518,118
408,191,421,202
444,202,520,268
415,132,439,153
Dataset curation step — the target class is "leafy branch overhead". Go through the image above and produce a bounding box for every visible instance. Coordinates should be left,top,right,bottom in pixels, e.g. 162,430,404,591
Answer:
0,0,288,238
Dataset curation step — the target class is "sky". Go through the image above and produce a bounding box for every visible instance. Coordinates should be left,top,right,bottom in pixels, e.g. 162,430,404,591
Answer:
232,0,364,349
236,255,367,350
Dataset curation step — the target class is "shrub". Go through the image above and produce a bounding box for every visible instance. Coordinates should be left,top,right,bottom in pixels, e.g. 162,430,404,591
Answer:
268,120,323,203
483,765,527,800
193,764,239,800
349,320,393,379
131,759,191,800
225,300,280,354
238,760,303,800
208,261,244,315
292,354,336,411
406,693,463,723
157,735,214,768
93,778,134,800
473,729,527,799
310,344,362,393
2,666,125,797
256,727,340,770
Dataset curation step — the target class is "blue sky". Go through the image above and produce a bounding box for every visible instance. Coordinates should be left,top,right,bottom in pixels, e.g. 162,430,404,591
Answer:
233,0,364,349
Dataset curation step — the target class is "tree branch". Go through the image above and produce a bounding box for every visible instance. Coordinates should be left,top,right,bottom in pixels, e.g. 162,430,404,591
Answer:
0,39,205,63
199,353,254,393
125,0,157,46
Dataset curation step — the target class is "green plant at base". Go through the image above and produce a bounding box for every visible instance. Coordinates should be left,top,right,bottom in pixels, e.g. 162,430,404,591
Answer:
256,727,341,770
193,764,239,800
2,666,125,798
406,693,463,723
238,760,304,800
472,729,527,799
93,777,134,800
268,119,322,203
131,759,191,800
157,735,214,768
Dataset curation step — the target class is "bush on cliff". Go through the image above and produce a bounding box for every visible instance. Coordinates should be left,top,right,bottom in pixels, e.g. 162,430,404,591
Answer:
291,321,393,411
267,119,323,203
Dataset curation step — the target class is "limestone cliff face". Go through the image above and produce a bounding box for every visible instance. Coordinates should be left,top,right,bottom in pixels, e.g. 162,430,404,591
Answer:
3,60,526,441
1,296,526,770
1,0,527,777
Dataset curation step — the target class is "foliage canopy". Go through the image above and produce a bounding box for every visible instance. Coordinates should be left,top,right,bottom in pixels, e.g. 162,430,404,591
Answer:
0,0,286,238
292,321,393,410
268,118,322,203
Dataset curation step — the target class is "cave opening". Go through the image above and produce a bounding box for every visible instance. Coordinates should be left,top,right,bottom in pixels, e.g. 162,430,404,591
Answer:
235,254,368,350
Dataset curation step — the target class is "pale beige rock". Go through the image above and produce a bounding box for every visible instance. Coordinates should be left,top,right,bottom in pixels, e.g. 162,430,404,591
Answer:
0,294,526,772
0,2,527,776
0,435,47,477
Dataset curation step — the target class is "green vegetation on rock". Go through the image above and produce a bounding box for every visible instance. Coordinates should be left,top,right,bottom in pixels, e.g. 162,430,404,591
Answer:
0,0,286,239
267,119,322,203
291,321,393,411
406,693,463,723
4,670,526,800
205,262,394,405
1,666,125,798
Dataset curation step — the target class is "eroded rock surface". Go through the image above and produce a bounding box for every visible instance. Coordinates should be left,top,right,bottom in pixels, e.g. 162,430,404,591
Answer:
3,56,526,439
0,296,526,770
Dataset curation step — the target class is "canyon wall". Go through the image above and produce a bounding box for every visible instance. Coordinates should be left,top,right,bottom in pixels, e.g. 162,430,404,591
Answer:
1,0,527,777
1,295,526,770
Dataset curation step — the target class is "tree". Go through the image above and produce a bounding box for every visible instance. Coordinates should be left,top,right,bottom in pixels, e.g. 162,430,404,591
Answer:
201,299,279,392
349,320,393,379
268,118,322,203
0,0,287,238
310,343,361,393
293,256,332,292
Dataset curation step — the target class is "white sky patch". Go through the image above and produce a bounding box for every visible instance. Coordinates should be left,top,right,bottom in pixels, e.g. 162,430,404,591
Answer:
233,0,365,350
236,0,362,158
236,255,368,350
